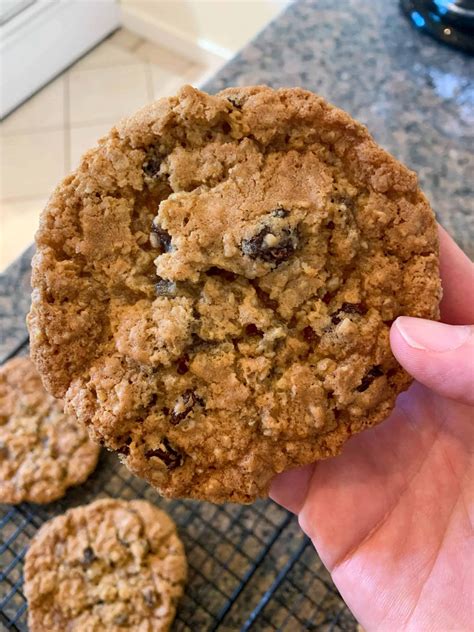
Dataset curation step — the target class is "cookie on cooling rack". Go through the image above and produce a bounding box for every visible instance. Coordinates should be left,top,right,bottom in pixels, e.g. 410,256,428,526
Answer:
24,498,187,632
28,85,441,503
0,357,100,504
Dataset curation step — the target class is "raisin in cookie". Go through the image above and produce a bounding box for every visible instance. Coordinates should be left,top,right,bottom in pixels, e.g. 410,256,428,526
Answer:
24,498,187,632
0,357,99,504
28,86,441,503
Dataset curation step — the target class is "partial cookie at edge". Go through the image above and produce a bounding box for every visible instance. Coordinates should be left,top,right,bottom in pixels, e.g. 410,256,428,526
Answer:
0,357,100,504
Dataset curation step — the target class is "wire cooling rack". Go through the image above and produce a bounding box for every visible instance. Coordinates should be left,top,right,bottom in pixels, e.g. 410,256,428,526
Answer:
0,335,357,631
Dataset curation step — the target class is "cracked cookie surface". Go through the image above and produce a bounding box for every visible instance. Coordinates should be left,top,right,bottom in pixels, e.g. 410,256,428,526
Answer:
28,86,441,503
24,498,187,632
0,357,99,504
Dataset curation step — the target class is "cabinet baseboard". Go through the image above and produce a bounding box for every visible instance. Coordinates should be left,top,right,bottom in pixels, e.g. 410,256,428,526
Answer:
119,4,228,67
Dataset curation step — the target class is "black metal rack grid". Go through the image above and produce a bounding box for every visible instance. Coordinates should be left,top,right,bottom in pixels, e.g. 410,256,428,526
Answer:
0,336,357,631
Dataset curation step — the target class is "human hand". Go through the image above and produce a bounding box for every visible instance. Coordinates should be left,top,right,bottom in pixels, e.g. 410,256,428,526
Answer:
270,225,474,631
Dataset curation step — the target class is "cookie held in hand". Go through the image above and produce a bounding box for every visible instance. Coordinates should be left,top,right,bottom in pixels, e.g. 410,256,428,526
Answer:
28,86,441,503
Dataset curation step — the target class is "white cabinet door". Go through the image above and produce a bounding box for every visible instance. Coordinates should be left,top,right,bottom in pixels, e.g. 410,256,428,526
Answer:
1,0,120,118
0,0,35,25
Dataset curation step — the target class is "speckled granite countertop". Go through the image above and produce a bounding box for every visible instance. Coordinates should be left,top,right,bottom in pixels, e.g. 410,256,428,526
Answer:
204,0,473,249
1,0,473,357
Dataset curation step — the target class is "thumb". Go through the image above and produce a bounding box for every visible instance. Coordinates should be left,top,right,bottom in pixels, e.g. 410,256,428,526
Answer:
390,317,474,405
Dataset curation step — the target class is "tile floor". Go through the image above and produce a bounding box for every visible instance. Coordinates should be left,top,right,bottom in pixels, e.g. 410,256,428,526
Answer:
0,28,220,270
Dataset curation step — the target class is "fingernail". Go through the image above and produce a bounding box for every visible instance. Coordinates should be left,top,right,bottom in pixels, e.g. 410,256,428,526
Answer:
395,317,471,352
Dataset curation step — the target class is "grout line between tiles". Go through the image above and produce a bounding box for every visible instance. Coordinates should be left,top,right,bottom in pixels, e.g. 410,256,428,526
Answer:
0,194,48,204
0,124,66,138
68,116,128,128
68,123,116,133
144,62,155,102
64,74,71,174
68,121,116,131
69,59,145,75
